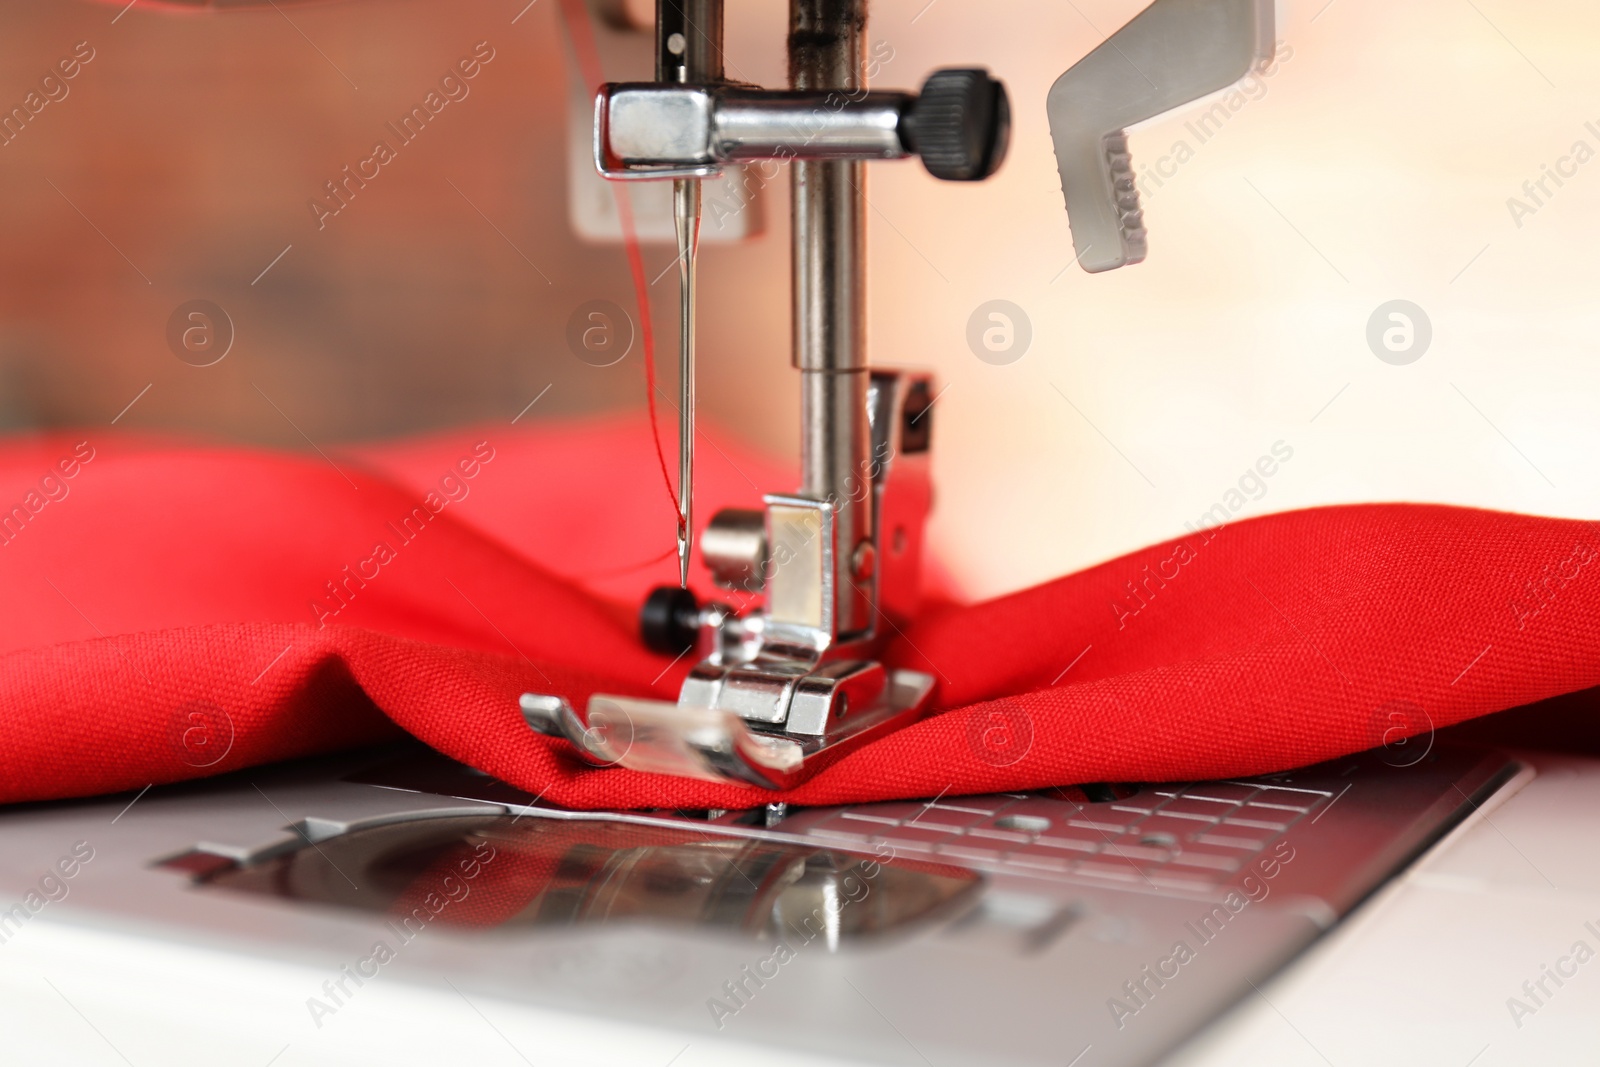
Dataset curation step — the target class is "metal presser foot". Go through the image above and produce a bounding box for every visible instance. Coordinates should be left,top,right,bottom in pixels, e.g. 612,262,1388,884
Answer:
524,368,940,790
519,0,1007,790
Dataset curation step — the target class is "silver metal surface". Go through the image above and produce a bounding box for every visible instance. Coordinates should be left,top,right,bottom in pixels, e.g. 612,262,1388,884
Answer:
5,743,1511,1066
598,84,911,175
603,87,716,167
763,494,838,636
794,365,872,638
791,0,872,644
866,371,933,625
674,177,700,587
185,813,983,944
568,9,764,239
520,693,618,766
1048,0,1273,271
719,89,907,159
576,668,931,788
660,0,721,588
701,507,768,591
593,91,722,181
521,368,933,787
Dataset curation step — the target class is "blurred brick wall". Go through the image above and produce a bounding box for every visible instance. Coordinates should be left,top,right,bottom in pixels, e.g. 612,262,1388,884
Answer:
0,0,794,450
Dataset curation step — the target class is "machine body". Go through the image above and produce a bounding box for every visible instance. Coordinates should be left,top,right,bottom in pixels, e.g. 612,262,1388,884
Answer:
525,0,1275,789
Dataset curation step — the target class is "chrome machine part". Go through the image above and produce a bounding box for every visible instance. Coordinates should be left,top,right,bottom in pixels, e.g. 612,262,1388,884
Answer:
701,507,768,592
178,810,983,941
673,177,701,588
596,68,1009,179
660,0,722,588
526,0,1008,788
521,673,933,789
1049,0,1273,272
123,744,1517,1067
791,0,872,644
598,85,914,176
524,368,940,787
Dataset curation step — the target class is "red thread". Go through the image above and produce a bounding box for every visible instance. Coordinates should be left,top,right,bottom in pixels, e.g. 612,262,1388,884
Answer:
556,0,680,520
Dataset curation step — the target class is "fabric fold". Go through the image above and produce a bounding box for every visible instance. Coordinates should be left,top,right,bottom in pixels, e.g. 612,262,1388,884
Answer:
1,423,1595,809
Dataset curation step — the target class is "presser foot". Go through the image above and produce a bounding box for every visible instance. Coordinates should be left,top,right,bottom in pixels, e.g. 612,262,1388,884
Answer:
520,667,934,790
517,366,938,792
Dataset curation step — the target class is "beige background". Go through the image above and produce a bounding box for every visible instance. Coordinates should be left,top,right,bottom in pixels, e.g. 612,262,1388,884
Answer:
1,0,1595,601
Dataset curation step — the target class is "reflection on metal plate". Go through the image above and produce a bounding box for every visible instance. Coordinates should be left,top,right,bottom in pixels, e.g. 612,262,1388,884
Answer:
170,814,982,945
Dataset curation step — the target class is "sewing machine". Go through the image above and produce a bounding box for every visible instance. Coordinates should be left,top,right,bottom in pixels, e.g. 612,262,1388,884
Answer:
1,1,1592,1065
523,0,1282,791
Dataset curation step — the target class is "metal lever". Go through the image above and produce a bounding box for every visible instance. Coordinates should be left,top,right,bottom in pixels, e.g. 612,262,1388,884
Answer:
1048,0,1272,272
597,69,1010,183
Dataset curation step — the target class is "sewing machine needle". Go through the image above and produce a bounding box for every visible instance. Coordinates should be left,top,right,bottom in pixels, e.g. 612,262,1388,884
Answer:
674,177,701,589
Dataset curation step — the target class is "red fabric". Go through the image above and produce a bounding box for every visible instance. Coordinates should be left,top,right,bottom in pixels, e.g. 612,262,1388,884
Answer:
1,419,1596,810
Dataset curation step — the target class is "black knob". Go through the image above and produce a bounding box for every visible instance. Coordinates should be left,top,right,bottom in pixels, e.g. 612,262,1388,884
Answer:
640,585,701,655
900,378,933,454
904,68,1010,182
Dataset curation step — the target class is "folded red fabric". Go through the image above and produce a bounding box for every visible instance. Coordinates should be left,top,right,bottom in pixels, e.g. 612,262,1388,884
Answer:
1,420,1595,809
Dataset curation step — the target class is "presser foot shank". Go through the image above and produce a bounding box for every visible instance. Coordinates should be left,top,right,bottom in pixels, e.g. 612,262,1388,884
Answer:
518,368,936,791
